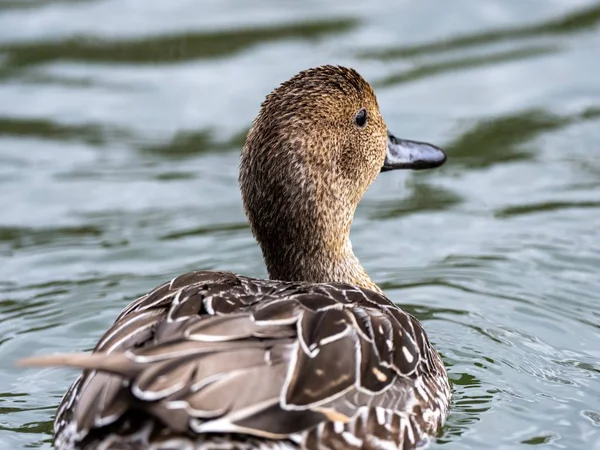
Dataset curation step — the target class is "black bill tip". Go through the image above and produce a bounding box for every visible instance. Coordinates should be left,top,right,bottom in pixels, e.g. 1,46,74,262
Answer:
382,132,446,172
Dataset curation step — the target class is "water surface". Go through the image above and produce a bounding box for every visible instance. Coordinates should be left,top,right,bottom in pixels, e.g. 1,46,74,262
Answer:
1,1,600,448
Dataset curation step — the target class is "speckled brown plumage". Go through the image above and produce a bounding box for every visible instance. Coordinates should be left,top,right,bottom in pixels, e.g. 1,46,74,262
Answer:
240,66,387,291
20,65,450,450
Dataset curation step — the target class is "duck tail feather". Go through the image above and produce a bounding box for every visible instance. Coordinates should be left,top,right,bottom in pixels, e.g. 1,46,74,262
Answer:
17,352,138,377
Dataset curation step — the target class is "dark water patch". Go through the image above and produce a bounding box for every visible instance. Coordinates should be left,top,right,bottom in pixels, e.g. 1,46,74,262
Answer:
0,0,92,10
0,117,131,146
0,118,246,174
226,128,251,150
160,222,249,241
0,420,53,435
445,108,600,169
497,200,600,218
394,303,470,322
361,2,600,60
438,371,493,444
54,163,165,181
552,359,600,376
366,184,462,221
16,321,63,335
583,410,600,426
0,396,33,416
0,18,358,69
442,254,509,269
0,225,103,250
520,433,559,445
386,269,536,308
3,273,125,292
0,297,55,324
153,171,197,181
374,45,557,88
139,128,247,159
581,106,600,119
9,72,142,90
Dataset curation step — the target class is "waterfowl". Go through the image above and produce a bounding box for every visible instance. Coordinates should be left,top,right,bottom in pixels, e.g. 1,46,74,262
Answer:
22,65,450,450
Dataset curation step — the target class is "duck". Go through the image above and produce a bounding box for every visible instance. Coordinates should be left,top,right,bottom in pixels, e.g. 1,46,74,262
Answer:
21,65,451,450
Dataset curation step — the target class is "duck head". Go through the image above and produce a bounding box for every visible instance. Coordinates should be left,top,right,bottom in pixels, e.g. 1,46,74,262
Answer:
240,65,445,291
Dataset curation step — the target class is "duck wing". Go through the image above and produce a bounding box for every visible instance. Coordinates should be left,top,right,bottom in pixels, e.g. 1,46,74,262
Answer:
22,270,449,449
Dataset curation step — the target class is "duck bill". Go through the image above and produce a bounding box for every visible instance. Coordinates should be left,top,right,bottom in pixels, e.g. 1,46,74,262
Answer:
382,132,447,171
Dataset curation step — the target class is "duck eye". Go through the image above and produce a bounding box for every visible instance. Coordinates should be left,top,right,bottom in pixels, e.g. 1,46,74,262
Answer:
355,108,367,128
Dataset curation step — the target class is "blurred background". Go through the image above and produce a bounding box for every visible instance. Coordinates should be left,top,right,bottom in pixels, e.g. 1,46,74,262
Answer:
1,0,599,449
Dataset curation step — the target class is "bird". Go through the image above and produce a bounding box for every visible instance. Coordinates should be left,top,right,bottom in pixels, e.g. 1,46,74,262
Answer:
20,65,451,450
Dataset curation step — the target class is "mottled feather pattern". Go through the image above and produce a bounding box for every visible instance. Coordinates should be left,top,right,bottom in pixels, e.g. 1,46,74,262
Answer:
51,271,450,449
240,66,387,289
23,65,453,450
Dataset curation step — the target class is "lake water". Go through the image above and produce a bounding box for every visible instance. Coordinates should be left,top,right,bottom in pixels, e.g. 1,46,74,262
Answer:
1,0,600,449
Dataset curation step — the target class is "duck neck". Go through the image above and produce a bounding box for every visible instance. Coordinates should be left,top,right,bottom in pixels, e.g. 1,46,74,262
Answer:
240,133,382,293
262,232,382,294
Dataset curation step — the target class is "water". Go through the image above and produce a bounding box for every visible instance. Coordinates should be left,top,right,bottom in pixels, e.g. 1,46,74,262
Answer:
1,0,599,448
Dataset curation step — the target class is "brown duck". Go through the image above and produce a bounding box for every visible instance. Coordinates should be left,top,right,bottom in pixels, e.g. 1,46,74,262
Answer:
21,65,451,450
